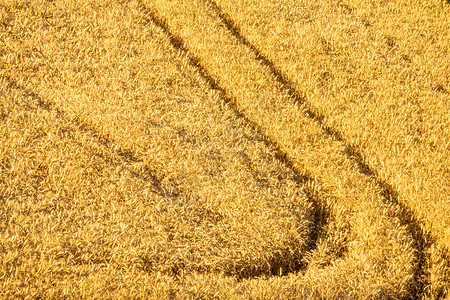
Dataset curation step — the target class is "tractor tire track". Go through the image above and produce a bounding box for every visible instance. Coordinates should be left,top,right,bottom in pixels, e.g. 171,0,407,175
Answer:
144,0,422,297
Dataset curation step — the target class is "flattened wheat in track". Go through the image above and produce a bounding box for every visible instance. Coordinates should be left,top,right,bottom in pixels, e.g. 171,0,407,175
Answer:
145,0,422,297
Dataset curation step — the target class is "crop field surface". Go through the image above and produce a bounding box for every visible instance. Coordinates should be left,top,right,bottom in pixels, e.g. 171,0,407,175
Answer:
0,0,448,298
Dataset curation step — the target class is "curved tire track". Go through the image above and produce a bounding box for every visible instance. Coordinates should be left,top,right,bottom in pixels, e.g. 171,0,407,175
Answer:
143,0,422,297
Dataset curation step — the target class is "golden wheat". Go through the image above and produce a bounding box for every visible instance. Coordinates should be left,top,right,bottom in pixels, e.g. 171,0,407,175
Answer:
0,0,448,298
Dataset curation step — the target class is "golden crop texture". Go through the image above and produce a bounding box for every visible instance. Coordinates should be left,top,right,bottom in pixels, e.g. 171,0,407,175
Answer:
0,0,449,298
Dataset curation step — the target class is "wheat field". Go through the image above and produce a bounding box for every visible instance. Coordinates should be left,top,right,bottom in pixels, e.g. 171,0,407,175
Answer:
0,0,448,298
